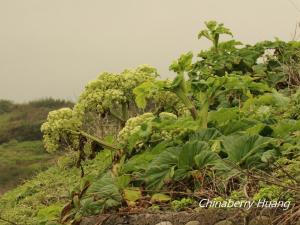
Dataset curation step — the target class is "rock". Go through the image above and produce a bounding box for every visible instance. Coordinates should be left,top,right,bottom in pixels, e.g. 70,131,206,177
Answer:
249,216,271,225
295,220,300,225
214,220,233,225
185,221,201,225
80,215,110,225
155,222,173,225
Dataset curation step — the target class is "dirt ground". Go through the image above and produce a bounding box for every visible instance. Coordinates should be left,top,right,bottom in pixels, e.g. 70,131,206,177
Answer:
80,208,291,225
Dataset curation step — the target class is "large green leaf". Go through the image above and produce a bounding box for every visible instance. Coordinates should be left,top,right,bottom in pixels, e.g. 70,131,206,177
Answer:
177,141,210,169
272,119,300,138
194,150,220,169
85,172,122,212
245,91,290,108
220,118,258,135
208,108,240,126
142,147,181,190
175,141,214,180
190,128,222,142
133,81,156,109
222,134,273,168
121,141,173,173
214,159,240,179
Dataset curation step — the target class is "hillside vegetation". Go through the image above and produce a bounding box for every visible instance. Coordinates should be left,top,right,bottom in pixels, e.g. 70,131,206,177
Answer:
0,21,300,225
0,99,73,193
0,98,73,144
0,141,54,194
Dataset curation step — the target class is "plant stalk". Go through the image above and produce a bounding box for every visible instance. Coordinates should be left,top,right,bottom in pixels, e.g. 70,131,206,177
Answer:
199,100,209,128
175,89,198,120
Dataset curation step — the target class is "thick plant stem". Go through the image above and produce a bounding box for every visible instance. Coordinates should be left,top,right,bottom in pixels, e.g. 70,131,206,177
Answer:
213,34,219,53
79,130,120,151
169,72,198,120
121,102,128,125
175,89,198,120
70,130,120,151
199,100,209,128
189,107,199,121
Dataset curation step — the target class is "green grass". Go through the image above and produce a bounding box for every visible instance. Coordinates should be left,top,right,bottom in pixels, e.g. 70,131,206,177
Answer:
0,98,74,194
0,141,55,194
0,113,10,124
0,150,112,225
0,165,75,225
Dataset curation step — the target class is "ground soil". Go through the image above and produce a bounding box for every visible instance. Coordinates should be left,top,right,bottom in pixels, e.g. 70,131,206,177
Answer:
80,208,289,225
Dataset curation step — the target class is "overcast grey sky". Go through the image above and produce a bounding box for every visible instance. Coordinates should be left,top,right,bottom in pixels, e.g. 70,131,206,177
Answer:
0,0,300,102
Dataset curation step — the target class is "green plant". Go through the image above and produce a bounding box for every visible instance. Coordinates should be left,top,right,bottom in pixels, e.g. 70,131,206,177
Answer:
41,108,82,153
2,20,300,225
37,203,63,225
171,198,194,210
198,20,233,52
0,99,14,114
142,146,181,190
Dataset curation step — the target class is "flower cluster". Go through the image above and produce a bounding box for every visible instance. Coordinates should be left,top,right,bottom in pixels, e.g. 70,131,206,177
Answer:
41,108,82,153
75,65,157,115
117,113,155,148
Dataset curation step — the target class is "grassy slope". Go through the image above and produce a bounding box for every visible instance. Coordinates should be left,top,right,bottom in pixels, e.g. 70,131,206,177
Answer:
0,100,111,224
0,150,112,225
0,141,54,194
0,99,73,194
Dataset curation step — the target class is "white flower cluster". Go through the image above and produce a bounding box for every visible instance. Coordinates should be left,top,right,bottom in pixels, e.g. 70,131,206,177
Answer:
117,113,155,148
159,112,178,120
256,49,276,64
75,65,157,115
41,108,82,153
153,91,189,116
118,112,191,151
41,65,158,154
